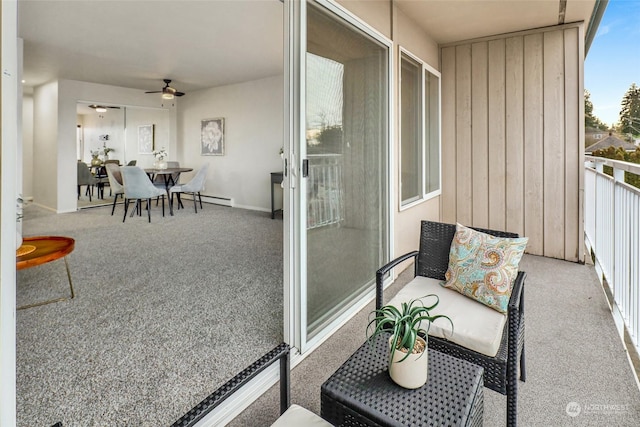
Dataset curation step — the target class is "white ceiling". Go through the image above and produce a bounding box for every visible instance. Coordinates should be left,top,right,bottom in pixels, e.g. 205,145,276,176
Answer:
19,0,597,95
395,0,597,45
19,0,285,93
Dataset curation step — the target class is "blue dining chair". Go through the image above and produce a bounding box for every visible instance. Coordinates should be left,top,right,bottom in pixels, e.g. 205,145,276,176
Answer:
120,166,166,222
169,164,209,215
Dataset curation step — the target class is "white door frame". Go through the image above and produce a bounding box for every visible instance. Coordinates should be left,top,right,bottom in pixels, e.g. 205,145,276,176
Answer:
286,0,394,355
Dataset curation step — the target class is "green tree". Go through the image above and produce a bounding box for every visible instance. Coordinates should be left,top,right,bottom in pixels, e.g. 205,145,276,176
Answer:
592,146,640,189
619,83,640,136
585,90,608,130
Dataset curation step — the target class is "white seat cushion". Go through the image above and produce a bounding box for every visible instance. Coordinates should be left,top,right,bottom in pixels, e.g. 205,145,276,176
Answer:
387,276,507,357
271,404,333,427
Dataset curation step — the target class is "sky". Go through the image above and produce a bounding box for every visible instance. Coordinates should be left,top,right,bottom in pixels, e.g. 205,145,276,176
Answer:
585,0,640,128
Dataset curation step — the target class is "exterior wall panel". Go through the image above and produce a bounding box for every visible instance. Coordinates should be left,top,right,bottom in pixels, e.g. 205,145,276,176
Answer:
505,37,525,237
488,39,506,231
543,30,566,259
471,42,489,228
441,46,457,223
455,44,473,226
564,27,582,262
523,32,544,255
441,25,584,261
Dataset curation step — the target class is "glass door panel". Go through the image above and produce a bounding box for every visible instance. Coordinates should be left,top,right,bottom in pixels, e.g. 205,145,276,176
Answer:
304,3,389,340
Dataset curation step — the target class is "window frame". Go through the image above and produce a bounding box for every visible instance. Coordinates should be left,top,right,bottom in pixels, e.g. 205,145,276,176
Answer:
399,47,442,211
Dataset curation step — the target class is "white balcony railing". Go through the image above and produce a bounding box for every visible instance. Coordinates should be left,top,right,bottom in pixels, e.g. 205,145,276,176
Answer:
307,155,344,229
585,155,640,355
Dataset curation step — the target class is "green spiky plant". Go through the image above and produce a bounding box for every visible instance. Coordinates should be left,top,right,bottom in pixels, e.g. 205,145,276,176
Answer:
367,295,453,363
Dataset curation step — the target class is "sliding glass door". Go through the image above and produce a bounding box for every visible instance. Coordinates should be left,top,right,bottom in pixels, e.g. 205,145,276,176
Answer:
296,1,390,348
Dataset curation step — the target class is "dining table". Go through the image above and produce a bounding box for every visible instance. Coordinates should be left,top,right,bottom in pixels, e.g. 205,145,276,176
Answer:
144,167,194,215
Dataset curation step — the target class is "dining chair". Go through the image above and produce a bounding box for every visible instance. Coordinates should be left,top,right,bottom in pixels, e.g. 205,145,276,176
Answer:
127,160,137,166
105,163,125,216
94,165,110,199
169,163,209,215
120,166,166,223
77,161,98,201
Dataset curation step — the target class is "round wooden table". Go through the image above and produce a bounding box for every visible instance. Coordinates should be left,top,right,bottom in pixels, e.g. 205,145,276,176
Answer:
17,236,75,310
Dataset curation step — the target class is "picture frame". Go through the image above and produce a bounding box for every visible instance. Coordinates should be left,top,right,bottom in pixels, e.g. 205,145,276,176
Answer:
201,118,225,156
138,124,154,154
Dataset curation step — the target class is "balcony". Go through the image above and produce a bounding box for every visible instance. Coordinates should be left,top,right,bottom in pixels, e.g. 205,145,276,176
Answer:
230,185,640,426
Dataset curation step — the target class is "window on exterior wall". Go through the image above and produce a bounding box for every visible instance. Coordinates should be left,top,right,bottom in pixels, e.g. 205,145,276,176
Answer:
400,53,422,204
400,49,441,208
424,67,440,195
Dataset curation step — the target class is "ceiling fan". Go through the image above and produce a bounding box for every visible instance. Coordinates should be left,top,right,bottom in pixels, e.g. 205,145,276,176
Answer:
145,79,185,99
88,104,120,112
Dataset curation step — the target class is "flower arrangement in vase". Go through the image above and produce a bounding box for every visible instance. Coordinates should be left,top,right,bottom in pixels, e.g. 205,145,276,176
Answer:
90,150,102,166
153,148,168,169
102,143,114,160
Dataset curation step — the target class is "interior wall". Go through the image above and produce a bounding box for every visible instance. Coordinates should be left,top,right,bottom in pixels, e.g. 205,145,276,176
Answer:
124,108,171,169
178,75,284,211
79,108,125,164
440,24,584,262
22,95,34,201
32,81,59,210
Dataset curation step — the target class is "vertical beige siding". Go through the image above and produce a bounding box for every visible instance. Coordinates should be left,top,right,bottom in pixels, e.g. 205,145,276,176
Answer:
441,47,457,224
488,39,507,231
441,24,584,261
472,42,489,228
505,37,525,237
564,27,581,262
455,45,473,226
523,33,545,255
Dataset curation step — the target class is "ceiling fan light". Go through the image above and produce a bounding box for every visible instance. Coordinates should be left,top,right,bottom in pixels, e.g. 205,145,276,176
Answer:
162,93,174,100
95,107,107,113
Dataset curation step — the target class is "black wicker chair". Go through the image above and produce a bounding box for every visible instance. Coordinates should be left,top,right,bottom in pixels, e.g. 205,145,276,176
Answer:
376,220,526,427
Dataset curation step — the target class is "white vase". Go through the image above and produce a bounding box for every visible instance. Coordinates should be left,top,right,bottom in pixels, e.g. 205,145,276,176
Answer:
157,159,168,169
388,335,428,389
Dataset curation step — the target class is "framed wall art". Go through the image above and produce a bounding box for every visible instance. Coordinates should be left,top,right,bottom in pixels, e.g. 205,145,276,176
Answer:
138,124,154,154
201,118,225,156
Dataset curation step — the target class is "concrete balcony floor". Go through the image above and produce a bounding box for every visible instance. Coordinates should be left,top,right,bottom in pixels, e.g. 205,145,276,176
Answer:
232,254,640,426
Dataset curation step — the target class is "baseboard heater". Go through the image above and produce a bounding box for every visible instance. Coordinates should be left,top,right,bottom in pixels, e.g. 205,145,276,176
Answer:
179,193,234,208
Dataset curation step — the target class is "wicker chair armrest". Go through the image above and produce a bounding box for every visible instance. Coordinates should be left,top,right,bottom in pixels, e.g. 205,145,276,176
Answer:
508,271,526,313
375,250,419,310
172,343,291,427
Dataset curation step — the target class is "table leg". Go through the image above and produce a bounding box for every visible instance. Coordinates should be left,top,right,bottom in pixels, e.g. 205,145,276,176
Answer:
17,256,75,310
271,181,275,219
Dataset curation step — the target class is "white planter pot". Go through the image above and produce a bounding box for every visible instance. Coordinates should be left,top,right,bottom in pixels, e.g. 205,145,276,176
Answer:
388,335,428,389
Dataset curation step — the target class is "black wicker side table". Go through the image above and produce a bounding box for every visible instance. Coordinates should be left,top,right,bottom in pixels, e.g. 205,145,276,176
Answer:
321,334,484,427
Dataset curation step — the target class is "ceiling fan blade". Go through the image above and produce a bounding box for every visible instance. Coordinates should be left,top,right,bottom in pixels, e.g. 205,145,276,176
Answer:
88,104,120,110
146,80,185,97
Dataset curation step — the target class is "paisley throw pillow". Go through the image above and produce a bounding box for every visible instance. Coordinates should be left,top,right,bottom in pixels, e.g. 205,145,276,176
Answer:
442,223,528,313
